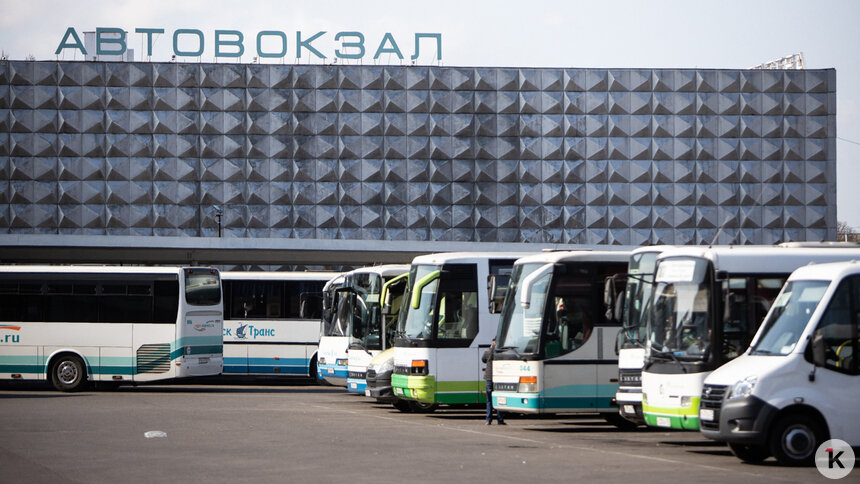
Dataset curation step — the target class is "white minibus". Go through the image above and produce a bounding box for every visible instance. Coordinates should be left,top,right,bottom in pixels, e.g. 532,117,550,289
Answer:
701,260,860,466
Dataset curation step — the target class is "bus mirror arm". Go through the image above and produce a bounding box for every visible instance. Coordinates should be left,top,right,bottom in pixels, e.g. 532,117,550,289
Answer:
520,263,554,309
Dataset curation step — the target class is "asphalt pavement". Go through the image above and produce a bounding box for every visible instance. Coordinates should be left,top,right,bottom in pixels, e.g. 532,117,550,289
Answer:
0,381,846,483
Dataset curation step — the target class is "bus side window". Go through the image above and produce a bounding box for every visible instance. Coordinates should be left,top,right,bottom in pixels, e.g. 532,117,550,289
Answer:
814,276,859,374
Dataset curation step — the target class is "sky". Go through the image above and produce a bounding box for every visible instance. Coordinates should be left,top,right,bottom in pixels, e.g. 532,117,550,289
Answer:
2,0,859,230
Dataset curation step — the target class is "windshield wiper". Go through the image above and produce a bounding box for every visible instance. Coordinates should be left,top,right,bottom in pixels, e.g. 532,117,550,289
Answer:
499,345,527,361
650,349,688,373
749,348,775,356
350,340,373,356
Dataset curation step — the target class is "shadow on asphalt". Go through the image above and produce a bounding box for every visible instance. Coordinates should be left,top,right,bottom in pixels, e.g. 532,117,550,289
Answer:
0,378,343,394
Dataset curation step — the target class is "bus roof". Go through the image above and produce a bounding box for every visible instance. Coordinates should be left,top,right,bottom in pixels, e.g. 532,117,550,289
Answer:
220,271,340,282
787,259,860,282
656,246,860,274
512,250,631,266
343,264,410,278
0,265,197,275
410,252,535,266
629,245,679,256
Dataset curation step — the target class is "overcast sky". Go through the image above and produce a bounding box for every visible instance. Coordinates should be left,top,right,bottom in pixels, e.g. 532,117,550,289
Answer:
3,0,859,230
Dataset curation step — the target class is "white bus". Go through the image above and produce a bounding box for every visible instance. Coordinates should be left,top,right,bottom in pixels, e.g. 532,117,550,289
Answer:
604,246,676,425
491,250,631,424
221,271,337,379
701,260,860,466
641,246,860,431
342,265,410,394
317,274,347,385
391,253,526,412
0,265,223,392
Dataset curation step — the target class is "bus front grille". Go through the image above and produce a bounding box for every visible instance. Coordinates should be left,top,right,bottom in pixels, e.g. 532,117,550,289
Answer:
137,344,171,374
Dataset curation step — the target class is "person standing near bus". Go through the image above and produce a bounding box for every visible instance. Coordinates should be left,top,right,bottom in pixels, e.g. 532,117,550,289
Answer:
482,339,506,425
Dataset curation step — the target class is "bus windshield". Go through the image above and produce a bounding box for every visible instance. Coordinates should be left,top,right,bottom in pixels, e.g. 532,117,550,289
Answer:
498,263,547,354
619,252,659,350
750,280,829,356
401,265,441,340
184,269,221,306
346,273,384,351
649,258,711,360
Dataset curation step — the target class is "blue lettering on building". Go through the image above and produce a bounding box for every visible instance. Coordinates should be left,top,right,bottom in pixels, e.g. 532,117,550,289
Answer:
55,28,442,62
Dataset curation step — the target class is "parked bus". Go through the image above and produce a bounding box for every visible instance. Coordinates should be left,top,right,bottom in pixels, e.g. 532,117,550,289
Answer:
491,251,631,424
391,253,525,412
317,274,346,384
221,271,337,379
641,246,860,430
0,265,223,392
603,246,675,425
700,260,860,466
343,265,410,394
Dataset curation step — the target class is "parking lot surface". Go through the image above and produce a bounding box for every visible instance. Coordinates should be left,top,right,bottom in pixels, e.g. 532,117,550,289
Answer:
0,381,846,483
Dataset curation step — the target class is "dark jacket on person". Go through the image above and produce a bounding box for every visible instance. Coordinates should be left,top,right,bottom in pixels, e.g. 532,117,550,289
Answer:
482,345,495,383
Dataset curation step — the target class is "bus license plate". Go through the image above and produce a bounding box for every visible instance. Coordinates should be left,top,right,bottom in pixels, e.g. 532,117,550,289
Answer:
365,389,371,397
497,396,506,405
656,417,671,427
699,409,714,421
198,357,209,364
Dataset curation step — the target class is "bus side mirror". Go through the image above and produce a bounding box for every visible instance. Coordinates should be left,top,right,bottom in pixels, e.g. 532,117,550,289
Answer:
810,332,826,367
603,277,617,322
722,292,735,325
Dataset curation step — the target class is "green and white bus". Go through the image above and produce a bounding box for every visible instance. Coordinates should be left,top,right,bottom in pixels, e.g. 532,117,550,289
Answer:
391,252,524,411
604,246,676,425
641,246,860,430
491,250,630,422
0,265,223,391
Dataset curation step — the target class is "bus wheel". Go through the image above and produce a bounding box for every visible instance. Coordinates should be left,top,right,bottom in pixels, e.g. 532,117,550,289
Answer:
728,442,770,463
309,357,324,385
768,414,826,466
604,412,639,430
393,400,412,412
409,401,438,413
50,355,88,392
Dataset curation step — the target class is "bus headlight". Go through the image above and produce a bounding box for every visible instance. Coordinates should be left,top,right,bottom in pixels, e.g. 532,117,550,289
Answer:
518,376,537,393
680,396,692,408
336,358,348,367
728,376,757,400
410,360,428,376
319,357,327,365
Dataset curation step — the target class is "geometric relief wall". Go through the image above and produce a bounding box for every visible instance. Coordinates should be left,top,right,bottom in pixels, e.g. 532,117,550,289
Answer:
0,61,836,245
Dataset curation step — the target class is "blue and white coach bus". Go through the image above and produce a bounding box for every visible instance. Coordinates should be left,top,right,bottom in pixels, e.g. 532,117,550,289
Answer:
221,271,337,379
0,265,223,392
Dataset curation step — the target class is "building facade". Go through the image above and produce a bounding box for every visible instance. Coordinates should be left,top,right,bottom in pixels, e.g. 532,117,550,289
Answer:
0,61,836,246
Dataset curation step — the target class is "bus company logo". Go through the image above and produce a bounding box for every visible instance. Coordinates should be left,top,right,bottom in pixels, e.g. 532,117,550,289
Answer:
0,325,20,344
234,324,275,340
816,439,855,479
192,320,217,332
236,323,248,339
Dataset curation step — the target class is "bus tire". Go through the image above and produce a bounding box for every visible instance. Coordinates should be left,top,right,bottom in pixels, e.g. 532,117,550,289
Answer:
768,413,826,466
409,401,438,413
728,442,770,463
603,412,639,430
308,357,324,385
393,400,412,412
50,354,88,392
